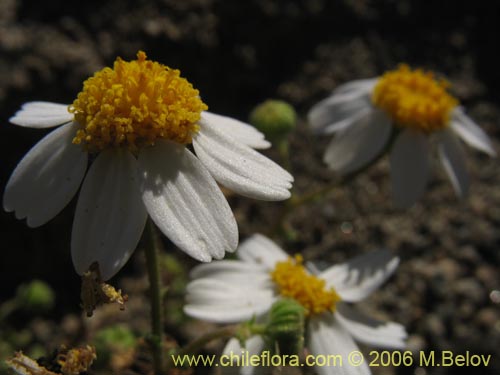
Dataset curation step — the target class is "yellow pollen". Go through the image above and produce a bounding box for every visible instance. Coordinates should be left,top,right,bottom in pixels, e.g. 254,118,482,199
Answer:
70,51,208,152
371,64,458,132
270,255,341,316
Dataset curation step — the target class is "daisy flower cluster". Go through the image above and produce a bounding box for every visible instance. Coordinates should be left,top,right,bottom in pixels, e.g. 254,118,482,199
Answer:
3,51,292,280
185,234,406,375
3,50,496,375
308,64,496,207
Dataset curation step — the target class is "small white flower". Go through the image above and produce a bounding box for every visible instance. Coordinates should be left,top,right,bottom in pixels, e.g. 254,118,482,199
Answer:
308,65,496,208
184,234,407,375
3,52,293,280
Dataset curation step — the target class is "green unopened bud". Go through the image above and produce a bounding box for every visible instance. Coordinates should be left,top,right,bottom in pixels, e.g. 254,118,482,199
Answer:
249,99,296,142
265,298,305,355
16,280,55,312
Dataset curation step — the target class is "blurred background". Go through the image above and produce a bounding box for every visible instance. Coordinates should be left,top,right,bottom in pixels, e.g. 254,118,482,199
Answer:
0,1,499,374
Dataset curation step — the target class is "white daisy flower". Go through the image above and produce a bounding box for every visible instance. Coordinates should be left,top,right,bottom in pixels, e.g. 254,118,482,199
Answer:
308,64,496,208
184,234,407,375
3,52,293,280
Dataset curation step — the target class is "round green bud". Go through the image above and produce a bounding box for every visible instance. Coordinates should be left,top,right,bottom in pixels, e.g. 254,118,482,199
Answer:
249,100,297,141
265,298,305,355
16,280,55,312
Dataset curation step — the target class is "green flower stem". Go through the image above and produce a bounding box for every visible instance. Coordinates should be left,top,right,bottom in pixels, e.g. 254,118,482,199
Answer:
269,129,399,237
277,138,291,172
143,219,165,374
288,168,358,208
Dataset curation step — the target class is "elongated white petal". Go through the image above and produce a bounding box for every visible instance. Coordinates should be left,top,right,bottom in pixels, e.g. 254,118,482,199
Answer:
9,102,73,128
322,108,373,135
184,278,275,323
308,91,374,135
308,78,377,134
139,140,238,262
71,149,147,280
183,304,273,324
221,336,267,375
451,107,496,156
307,315,370,375
331,78,379,96
186,278,274,307
190,260,272,287
194,120,293,201
323,109,391,174
319,250,399,302
336,303,407,349
201,111,271,149
3,123,87,227
237,234,289,270
437,129,469,197
390,130,431,208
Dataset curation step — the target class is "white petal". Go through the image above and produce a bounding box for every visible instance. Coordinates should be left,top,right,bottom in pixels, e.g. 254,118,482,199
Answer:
3,122,87,227
307,315,370,375
332,78,379,96
323,109,391,174
201,111,271,149
190,260,272,287
71,149,147,280
184,278,275,323
221,336,267,375
9,102,73,128
389,130,431,208
319,250,399,302
321,107,373,135
308,96,372,136
237,234,289,270
451,107,496,156
186,279,266,305
437,129,469,197
308,78,377,135
336,303,407,349
194,120,293,201
139,140,238,262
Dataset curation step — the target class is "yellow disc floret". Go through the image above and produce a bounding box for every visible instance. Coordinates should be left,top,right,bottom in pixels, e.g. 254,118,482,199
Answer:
70,51,208,152
371,64,458,132
270,255,341,316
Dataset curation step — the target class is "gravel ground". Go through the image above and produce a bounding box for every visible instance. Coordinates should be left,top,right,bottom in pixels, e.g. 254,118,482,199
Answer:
0,1,499,374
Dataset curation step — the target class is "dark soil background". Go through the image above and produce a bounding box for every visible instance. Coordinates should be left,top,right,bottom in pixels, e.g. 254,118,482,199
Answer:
0,1,499,374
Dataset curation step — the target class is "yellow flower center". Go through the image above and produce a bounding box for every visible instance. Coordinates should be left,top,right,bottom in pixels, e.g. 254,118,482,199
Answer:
371,64,458,132
270,255,341,316
70,51,208,152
